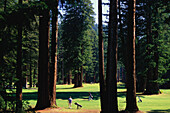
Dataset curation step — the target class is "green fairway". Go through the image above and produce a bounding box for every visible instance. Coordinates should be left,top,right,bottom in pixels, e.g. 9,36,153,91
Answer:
16,83,170,112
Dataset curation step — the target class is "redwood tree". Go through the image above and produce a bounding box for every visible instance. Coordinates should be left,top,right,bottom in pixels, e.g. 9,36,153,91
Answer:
125,0,139,112
98,0,106,112
16,0,23,112
49,0,59,106
35,0,50,109
106,0,118,112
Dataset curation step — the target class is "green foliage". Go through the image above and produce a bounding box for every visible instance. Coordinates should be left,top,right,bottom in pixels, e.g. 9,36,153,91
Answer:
0,0,39,93
61,0,95,74
0,95,5,110
154,78,170,85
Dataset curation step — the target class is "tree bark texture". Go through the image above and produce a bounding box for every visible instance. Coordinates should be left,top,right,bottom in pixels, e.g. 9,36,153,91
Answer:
16,0,23,112
125,0,139,112
74,72,79,87
49,0,59,106
106,0,118,112
98,0,106,112
35,4,50,109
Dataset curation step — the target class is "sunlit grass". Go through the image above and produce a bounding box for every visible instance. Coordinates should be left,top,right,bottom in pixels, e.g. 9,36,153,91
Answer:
7,83,170,112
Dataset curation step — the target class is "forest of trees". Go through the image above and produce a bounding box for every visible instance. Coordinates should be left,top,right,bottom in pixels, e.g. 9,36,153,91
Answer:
0,0,169,112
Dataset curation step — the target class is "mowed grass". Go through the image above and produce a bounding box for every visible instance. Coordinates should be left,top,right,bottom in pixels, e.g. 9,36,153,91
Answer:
11,83,170,112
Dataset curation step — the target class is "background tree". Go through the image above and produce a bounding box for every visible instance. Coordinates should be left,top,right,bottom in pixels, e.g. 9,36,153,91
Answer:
61,0,95,88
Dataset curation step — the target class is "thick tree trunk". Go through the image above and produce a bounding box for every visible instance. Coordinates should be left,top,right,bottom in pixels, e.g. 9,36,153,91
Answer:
106,0,118,112
98,0,106,112
35,5,50,109
125,0,139,112
74,72,79,88
16,0,23,112
68,70,72,84
49,0,59,106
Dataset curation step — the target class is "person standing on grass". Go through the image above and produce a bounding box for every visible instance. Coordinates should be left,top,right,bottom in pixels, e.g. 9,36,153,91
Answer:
68,96,72,108
88,92,93,101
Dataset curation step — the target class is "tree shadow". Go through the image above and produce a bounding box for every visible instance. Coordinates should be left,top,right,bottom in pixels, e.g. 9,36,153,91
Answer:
117,84,126,89
147,109,170,113
21,90,127,101
56,87,75,90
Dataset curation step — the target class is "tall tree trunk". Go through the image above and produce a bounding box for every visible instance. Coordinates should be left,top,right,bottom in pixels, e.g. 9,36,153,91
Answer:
106,0,118,112
35,2,50,109
30,48,32,88
98,0,106,112
74,72,79,88
49,0,59,106
16,0,23,112
125,0,139,112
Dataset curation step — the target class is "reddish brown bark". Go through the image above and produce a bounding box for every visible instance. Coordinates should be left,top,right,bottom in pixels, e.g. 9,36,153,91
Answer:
49,0,59,106
125,0,139,112
35,4,50,109
98,0,106,112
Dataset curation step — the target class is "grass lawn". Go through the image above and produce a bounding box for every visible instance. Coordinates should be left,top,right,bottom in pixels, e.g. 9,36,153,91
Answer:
9,83,170,113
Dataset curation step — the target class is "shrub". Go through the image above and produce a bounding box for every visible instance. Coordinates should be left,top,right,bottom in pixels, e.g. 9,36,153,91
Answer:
0,95,5,110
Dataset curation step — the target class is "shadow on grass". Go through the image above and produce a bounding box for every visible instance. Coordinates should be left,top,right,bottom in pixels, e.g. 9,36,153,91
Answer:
117,84,126,89
21,91,127,101
56,87,75,90
147,109,170,113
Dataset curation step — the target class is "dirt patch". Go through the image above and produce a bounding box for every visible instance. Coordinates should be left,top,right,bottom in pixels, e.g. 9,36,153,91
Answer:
35,108,100,113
